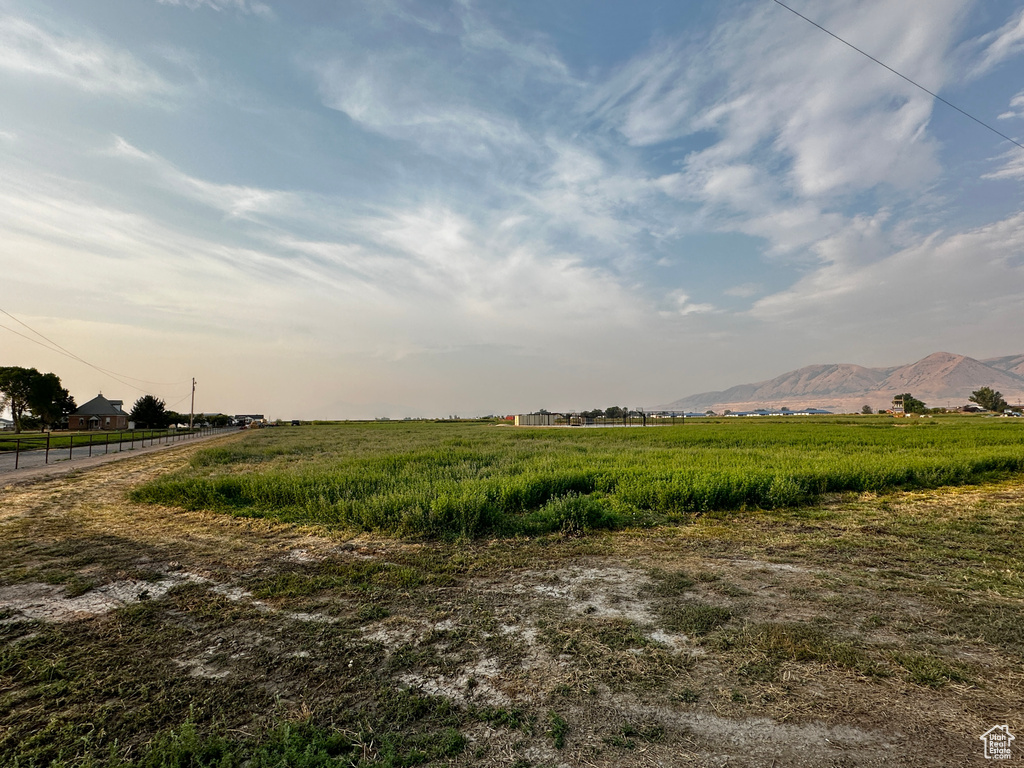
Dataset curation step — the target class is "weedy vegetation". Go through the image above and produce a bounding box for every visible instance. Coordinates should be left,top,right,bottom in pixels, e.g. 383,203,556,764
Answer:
131,418,1024,538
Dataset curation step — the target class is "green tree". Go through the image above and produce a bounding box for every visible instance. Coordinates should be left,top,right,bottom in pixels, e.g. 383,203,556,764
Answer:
0,366,73,432
970,387,1007,413
28,373,76,430
130,395,169,428
861,404,873,415
0,366,36,433
896,393,927,415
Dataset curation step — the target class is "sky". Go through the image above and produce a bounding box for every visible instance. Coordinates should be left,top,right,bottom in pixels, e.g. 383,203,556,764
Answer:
1,0,1023,420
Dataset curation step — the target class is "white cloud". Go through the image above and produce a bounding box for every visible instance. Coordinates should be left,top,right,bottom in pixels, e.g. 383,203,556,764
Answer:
967,6,1024,77
0,15,171,95
997,90,1024,120
724,283,761,298
347,204,643,334
156,0,273,18
590,0,962,215
455,3,573,84
583,41,703,147
981,147,1024,181
312,50,532,160
749,212,1024,344
305,0,580,164
660,290,715,317
107,136,296,218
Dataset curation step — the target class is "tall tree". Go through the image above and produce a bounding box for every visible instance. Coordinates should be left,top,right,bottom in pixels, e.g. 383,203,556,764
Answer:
0,366,36,433
28,372,76,430
130,395,169,428
970,387,1007,413
897,393,927,415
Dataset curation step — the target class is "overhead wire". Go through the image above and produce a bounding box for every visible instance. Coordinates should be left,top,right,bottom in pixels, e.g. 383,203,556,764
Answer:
166,392,194,410
0,316,144,393
0,306,187,386
0,306,188,393
772,0,1024,153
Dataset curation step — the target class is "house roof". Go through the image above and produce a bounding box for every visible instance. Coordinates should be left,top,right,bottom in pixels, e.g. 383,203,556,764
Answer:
73,394,127,416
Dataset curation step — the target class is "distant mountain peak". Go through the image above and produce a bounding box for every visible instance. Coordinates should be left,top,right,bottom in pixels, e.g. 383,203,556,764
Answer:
656,352,1024,413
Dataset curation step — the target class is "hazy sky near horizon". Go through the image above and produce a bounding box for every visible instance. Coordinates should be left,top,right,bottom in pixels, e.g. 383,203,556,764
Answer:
2,0,1023,419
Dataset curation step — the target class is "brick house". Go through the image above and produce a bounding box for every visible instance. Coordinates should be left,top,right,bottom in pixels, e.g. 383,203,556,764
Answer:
70,394,129,430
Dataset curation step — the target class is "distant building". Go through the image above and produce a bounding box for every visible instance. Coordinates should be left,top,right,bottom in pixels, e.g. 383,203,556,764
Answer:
725,407,833,417
70,394,129,430
514,413,560,426
890,395,905,416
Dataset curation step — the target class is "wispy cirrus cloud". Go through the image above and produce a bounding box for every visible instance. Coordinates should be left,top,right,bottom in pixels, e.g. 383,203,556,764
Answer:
156,0,273,18
582,40,704,147
660,290,715,317
306,0,579,164
750,211,1024,335
107,136,297,219
313,50,534,161
981,146,1024,181
723,283,762,298
578,0,975,284
997,90,1024,120
0,14,171,95
967,5,1024,78
344,203,643,333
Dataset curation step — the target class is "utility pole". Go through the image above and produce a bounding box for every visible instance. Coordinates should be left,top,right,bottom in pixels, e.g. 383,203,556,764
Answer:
189,378,196,430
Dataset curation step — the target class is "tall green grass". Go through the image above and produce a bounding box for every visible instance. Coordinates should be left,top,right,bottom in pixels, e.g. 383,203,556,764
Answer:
131,418,1024,538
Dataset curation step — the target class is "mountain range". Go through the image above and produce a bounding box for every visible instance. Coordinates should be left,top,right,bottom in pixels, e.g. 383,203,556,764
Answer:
657,352,1024,414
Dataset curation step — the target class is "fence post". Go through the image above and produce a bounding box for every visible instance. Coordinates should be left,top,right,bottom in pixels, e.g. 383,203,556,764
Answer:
14,439,19,470
46,432,50,465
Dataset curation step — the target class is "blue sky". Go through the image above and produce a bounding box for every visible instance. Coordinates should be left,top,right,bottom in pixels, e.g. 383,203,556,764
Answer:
1,0,1023,419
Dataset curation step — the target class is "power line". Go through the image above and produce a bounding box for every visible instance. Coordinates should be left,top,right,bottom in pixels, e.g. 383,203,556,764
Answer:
0,321,65,358
772,0,1024,153
166,391,194,410
0,320,144,393
0,306,187,389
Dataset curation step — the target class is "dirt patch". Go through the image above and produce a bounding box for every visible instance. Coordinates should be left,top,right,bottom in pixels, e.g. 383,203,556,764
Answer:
0,576,198,622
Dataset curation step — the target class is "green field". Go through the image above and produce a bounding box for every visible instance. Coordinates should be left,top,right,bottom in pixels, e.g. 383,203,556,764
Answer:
132,417,1024,538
